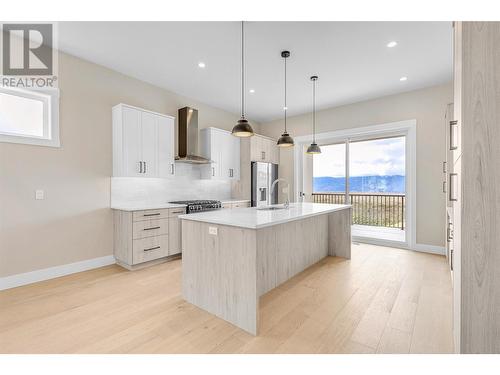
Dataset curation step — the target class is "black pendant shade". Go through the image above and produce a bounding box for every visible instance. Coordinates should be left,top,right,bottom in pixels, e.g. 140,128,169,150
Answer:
277,50,294,147
232,21,254,137
306,75,321,154
232,118,254,137
277,132,294,147
306,142,321,154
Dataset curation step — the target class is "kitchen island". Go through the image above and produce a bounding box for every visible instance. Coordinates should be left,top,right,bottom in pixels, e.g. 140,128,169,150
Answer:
180,202,352,335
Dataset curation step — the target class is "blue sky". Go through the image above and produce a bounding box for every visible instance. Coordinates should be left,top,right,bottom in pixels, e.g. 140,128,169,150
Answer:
313,136,405,177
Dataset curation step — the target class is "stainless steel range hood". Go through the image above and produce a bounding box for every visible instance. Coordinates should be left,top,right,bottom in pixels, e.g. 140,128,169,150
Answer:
175,107,211,164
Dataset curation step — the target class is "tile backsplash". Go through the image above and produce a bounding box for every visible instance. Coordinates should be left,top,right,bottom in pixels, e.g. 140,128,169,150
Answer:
111,163,232,206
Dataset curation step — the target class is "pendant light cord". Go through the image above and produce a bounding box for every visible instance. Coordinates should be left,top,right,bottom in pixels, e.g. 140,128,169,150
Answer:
241,21,245,119
313,78,316,143
284,54,287,132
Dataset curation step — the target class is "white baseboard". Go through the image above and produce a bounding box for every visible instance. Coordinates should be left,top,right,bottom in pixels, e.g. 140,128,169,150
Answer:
0,255,116,291
413,243,446,255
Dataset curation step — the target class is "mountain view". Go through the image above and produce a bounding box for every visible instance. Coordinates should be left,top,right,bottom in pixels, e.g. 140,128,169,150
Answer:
313,175,405,193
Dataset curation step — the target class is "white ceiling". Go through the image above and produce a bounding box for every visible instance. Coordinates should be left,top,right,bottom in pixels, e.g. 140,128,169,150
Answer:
58,22,453,123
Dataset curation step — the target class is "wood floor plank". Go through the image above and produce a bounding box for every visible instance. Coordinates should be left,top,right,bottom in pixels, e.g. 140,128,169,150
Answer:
376,327,412,353
0,244,453,354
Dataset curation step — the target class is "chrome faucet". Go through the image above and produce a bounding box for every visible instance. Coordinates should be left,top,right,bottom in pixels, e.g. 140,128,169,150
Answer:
270,178,290,208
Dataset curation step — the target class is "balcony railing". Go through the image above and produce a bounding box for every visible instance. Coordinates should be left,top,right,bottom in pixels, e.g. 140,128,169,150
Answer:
312,192,405,230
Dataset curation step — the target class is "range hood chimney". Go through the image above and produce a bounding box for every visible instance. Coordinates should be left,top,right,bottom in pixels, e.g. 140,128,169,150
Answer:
175,107,211,164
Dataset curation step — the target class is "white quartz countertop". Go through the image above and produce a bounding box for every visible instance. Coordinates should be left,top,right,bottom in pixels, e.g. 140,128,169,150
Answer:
221,199,250,204
111,203,187,211
179,202,351,229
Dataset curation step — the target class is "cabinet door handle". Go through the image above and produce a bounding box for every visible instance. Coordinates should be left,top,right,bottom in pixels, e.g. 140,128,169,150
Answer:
449,173,458,201
442,181,446,193
144,161,147,174
143,226,161,231
212,167,215,177
170,163,175,175
450,249,454,271
442,161,447,173
450,120,458,150
261,151,266,160
144,246,161,252
139,161,143,174
143,213,161,217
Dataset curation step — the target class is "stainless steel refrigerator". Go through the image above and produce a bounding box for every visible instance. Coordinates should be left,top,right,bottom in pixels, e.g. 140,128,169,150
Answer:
251,162,279,207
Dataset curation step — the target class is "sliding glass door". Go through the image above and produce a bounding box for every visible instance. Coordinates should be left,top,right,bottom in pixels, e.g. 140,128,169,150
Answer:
311,142,347,203
312,135,406,244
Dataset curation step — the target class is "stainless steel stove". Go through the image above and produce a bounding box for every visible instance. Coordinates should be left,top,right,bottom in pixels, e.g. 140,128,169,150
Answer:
168,200,222,214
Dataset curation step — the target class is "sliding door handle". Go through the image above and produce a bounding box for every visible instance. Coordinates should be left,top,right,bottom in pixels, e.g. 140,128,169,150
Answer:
449,173,458,201
450,120,458,150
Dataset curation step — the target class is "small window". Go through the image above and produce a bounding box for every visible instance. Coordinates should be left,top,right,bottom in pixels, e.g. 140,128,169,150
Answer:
0,87,59,147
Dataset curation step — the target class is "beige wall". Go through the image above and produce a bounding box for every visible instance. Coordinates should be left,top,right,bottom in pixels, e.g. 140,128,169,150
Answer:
0,52,259,278
259,83,452,247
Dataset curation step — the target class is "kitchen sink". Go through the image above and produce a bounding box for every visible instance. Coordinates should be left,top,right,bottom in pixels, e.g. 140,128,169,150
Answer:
257,206,287,211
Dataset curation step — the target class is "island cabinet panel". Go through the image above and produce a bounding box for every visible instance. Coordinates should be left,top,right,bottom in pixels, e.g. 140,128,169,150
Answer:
180,205,352,335
256,215,329,295
328,208,352,258
182,220,258,335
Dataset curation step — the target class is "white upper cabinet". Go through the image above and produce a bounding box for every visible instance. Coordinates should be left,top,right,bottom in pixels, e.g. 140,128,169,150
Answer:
200,127,240,181
113,104,175,178
249,134,279,164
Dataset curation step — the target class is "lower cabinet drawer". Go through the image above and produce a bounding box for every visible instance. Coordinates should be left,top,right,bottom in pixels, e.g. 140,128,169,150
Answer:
132,218,168,239
132,209,169,222
132,235,169,264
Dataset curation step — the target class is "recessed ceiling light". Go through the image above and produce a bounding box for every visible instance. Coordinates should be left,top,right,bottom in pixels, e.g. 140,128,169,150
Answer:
387,41,398,48
198,62,206,68
400,76,408,81
249,89,255,94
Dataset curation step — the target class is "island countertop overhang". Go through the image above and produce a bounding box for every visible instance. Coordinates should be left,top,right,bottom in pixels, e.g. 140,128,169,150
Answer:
179,202,351,229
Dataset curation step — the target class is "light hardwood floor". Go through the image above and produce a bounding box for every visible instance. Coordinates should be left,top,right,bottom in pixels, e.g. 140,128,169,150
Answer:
0,243,453,354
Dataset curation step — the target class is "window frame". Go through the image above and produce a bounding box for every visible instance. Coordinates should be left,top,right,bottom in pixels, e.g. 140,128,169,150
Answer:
0,86,60,147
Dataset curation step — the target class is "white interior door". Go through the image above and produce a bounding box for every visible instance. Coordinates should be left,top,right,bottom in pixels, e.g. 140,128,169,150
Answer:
121,106,142,177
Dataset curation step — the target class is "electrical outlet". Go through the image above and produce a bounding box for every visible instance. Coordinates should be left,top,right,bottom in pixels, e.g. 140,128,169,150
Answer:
208,226,218,235
35,189,44,200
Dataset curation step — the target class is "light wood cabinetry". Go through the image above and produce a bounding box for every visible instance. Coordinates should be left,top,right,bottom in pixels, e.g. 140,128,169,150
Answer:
451,21,500,354
112,104,175,178
168,207,185,256
113,207,184,270
200,127,241,180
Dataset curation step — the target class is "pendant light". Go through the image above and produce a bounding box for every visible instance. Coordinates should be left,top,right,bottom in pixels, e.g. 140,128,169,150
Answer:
232,21,254,137
277,51,294,147
306,75,321,154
